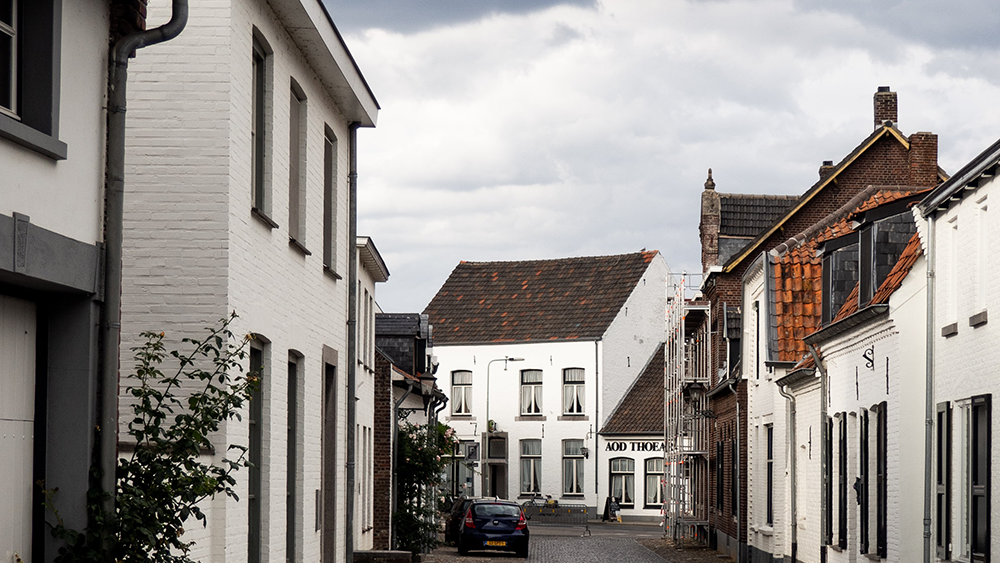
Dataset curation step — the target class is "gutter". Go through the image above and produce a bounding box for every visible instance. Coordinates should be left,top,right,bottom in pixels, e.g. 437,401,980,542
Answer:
346,122,360,563
101,0,189,521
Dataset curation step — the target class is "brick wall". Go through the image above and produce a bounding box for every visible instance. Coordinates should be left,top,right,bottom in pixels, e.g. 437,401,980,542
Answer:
372,353,394,550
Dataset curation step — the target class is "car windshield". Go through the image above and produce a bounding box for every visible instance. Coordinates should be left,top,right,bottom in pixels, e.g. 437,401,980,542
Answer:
473,503,520,518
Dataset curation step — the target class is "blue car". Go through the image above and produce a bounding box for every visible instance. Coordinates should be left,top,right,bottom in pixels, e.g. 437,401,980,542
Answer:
456,499,530,558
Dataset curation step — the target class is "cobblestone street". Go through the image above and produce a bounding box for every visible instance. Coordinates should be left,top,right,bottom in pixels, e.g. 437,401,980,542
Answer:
428,523,732,563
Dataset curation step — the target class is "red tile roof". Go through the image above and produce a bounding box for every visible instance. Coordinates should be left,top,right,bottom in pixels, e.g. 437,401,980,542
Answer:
601,343,665,435
772,189,926,362
423,251,659,345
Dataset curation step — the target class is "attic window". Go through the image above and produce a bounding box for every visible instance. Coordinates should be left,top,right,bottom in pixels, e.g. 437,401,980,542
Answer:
859,225,875,307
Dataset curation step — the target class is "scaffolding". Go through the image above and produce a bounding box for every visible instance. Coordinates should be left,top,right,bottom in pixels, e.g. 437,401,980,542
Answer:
664,273,712,544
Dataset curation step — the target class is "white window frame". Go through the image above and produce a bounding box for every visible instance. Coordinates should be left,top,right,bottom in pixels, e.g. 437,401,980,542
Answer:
563,439,584,495
519,439,541,494
0,0,16,117
520,369,543,415
610,457,635,506
451,370,472,415
562,368,585,414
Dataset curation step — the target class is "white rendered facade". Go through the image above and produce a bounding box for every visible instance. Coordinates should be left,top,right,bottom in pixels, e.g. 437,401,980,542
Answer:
436,255,668,513
118,1,377,562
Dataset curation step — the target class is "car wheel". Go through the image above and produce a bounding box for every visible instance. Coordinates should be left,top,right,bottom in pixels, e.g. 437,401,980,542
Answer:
457,539,468,556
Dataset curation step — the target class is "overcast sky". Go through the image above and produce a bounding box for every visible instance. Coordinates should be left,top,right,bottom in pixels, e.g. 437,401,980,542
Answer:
323,0,1000,313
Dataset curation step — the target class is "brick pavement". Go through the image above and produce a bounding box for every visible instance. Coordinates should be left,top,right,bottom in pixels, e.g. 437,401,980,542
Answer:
428,536,733,563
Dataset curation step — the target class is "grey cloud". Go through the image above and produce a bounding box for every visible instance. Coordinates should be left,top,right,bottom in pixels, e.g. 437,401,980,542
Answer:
323,0,598,33
792,0,1000,49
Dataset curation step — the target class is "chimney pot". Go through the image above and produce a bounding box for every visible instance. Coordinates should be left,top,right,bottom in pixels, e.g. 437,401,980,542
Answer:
822,160,833,166
877,85,890,93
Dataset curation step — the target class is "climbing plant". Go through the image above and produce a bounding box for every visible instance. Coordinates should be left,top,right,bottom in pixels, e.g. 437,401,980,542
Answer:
394,422,460,554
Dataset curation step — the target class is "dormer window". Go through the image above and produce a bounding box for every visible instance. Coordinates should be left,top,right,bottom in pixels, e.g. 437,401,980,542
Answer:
859,224,875,307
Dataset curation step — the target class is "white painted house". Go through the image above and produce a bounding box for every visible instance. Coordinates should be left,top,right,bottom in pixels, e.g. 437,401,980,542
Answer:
423,252,669,514
916,138,1000,563
0,3,152,562
118,1,378,562
745,187,931,563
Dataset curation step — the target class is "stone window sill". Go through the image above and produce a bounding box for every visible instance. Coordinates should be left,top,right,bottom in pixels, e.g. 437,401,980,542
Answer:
516,415,546,421
970,310,988,328
0,113,67,160
251,207,279,229
941,322,958,338
558,414,589,421
289,237,311,256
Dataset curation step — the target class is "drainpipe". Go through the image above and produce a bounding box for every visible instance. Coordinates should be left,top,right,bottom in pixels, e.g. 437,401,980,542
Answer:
922,214,936,563
806,343,828,556
102,0,189,520
777,384,797,563
346,123,360,563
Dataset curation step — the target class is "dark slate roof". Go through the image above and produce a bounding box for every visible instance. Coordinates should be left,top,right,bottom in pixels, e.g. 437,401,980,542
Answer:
423,251,658,345
601,344,665,435
376,313,425,337
719,194,799,238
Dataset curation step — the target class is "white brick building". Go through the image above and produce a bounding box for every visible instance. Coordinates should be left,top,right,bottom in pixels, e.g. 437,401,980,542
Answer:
423,252,669,515
119,1,378,561
917,139,1000,563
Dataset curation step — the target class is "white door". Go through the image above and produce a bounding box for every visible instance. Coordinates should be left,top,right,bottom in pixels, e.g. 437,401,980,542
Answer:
1,295,37,563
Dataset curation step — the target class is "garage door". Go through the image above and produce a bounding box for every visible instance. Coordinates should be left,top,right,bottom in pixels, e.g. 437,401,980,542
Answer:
1,295,36,563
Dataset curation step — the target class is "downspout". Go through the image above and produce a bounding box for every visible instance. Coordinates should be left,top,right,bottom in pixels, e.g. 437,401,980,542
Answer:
594,340,600,496
346,123,360,563
777,384,797,563
736,388,741,563
806,343,828,557
922,214,936,563
102,0,189,519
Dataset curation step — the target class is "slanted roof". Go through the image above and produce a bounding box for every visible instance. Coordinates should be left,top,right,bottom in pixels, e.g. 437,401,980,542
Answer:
771,188,928,362
724,125,914,274
423,251,658,345
357,236,389,282
600,344,665,435
719,194,800,237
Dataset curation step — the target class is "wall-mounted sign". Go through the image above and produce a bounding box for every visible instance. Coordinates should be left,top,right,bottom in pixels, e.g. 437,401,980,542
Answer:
604,441,665,452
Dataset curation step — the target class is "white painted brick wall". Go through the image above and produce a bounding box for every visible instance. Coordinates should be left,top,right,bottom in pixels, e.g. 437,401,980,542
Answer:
928,173,998,562
120,0,370,561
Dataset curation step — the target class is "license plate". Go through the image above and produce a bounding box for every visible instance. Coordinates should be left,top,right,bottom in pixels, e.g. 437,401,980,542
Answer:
486,540,506,547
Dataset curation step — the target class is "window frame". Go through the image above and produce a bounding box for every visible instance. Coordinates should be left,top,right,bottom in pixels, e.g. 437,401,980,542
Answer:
716,441,724,511
876,402,887,558
609,457,635,507
562,439,584,495
520,369,543,415
562,368,585,414
322,125,338,274
766,424,773,526
248,340,267,563
969,394,991,562
287,79,308,251
0,0,17,118
519,439,541,495
936,402,952,560
644,457,664,507
451,370,472,416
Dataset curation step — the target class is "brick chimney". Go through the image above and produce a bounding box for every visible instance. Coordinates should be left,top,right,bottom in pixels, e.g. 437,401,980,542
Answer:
874,86,897,129
819,160,835,180
908,132,939,187
699,169,721,273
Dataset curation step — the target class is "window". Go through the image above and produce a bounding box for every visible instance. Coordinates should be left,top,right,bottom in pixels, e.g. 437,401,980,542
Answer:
970,395,990,562
563,368,585,414
976,198,988,313
731,439,737,517
838,414,847,549
645,458,664,506
286,355,301,563
936,402,952,560
563,439,584,495
610,458,634,506
860,409,869,554
876,402,887,558
248,341,267,563
322,126,338,273
520,369,542,415
766,424,773,525
0,0,66,159
824,417,833,545
0,0,15,116
250,34,271,219
520,439,541,494
716,441,724,511
288,81,307,249
451,370,472,415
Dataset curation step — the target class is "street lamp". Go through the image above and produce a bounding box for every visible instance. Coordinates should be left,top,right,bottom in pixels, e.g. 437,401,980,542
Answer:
484,356,524,497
